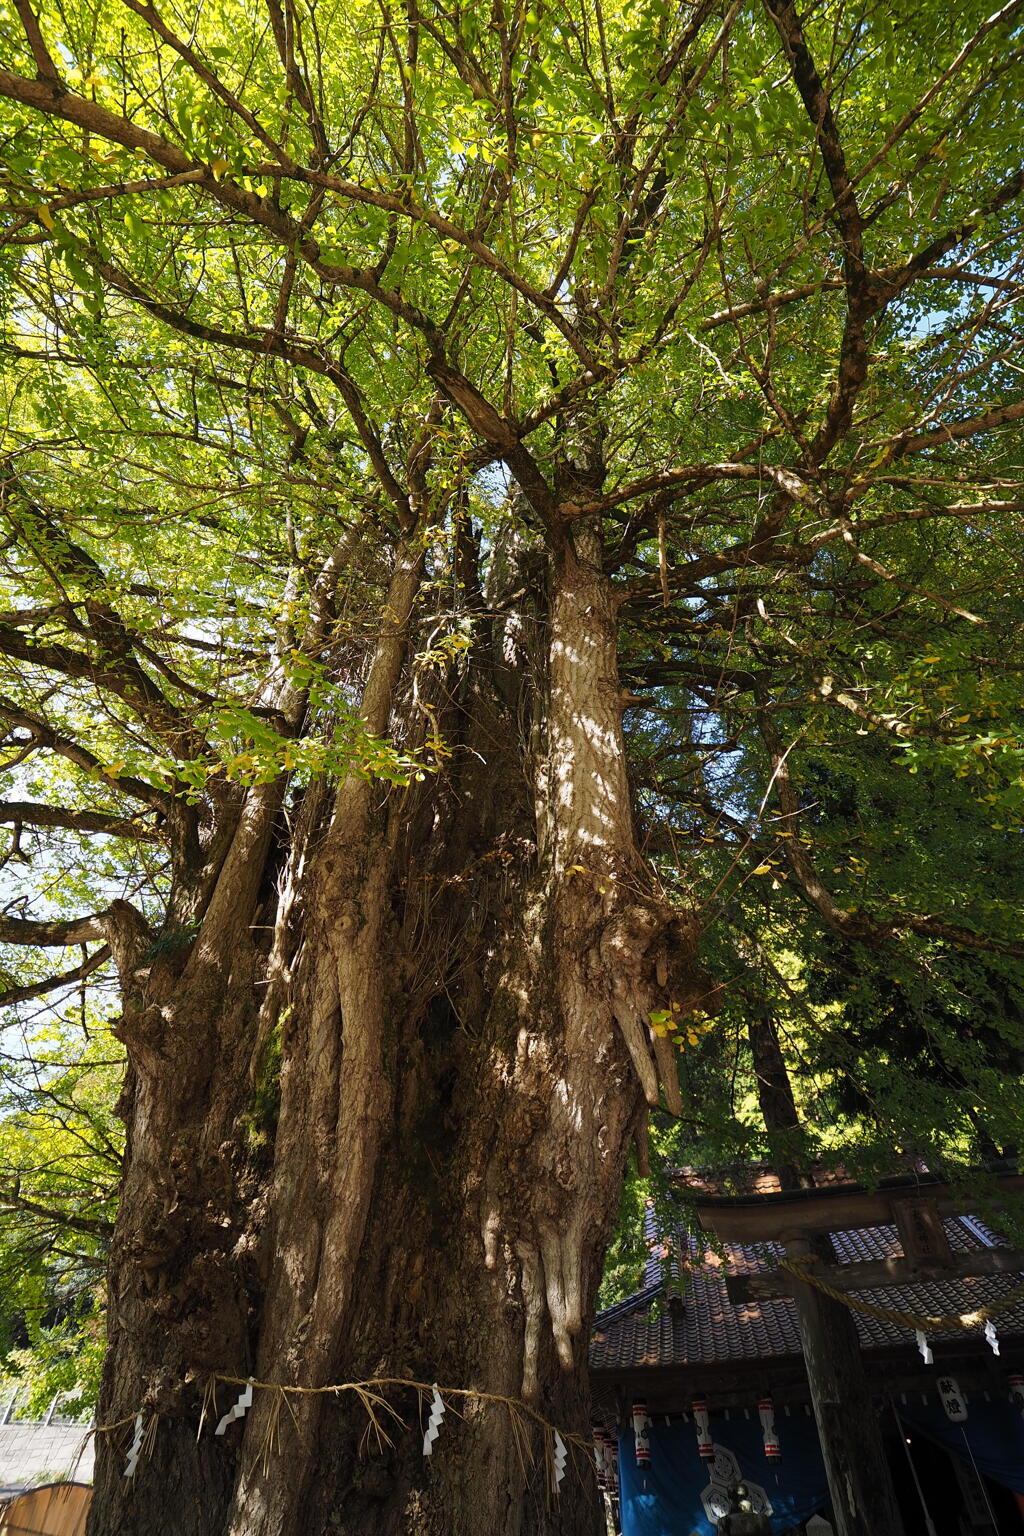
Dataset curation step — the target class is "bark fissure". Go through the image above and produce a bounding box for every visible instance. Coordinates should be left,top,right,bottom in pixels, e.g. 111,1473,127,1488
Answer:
88,506,707,1536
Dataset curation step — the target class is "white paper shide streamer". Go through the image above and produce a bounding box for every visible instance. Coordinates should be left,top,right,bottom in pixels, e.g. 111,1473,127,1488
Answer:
123,1413,145,1479
422,1386,446,1456
215,1380,254,1436
552,1430,568,1492
915,1330,933,1365
984,1320,1000,1356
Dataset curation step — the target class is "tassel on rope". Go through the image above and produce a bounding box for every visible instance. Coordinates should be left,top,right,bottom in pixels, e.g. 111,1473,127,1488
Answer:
422,1386,445,1456
123,1413,144,1479
215,1380,254,1436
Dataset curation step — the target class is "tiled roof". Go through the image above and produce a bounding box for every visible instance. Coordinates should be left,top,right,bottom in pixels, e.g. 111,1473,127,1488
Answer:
590,1215,1024,1373
670,1162,889,1196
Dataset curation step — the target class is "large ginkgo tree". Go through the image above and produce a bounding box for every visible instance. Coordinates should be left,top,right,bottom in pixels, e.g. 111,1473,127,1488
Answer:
0,0,1023,1530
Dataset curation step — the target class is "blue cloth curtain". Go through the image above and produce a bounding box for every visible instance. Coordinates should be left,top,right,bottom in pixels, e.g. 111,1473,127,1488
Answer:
617,1399,1024,1536
897,1399,1024,1493
617,1417,830,1536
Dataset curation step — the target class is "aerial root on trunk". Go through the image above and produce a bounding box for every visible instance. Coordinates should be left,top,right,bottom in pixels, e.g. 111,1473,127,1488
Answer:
602,905,708,1115
537,1220,583,1370
612,993,660,1105
515,1221,585,1396
651,1029,683,1115
515,1239,546,1400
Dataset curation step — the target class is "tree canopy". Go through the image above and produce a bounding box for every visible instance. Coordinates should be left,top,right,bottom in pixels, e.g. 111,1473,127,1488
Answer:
0,0,1023,1528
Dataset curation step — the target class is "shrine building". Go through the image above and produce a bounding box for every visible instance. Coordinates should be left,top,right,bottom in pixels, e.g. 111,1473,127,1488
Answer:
589,1166,1024,1536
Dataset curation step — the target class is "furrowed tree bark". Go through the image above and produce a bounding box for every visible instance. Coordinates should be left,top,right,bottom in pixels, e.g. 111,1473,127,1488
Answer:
87,514,705,1536
218,515,698,1536
88,534,427,1535
88,779,288,1533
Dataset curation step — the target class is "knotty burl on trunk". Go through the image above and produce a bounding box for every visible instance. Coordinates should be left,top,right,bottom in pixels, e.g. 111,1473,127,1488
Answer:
88,519,707,1536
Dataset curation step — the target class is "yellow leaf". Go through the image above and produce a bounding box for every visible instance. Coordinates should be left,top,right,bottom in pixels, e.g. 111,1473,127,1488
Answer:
211,158,230,180
67,66,85,86
37,205,55,232
752,863,772,875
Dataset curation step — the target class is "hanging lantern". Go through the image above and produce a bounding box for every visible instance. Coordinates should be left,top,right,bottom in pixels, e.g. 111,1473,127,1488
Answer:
937,1376,968,1423
593,1427,617,1491
632,1400,652,1467
592,1431,607,1492
692,1396,714,1460
1008,1374,1024,1417
759,1397,781,1462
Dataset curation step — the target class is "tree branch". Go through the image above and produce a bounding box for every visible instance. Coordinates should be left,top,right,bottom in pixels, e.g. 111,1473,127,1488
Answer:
889,399,1024,456
0,913,107,946
0,697,171,810
0,801,161,841
0,945,111,1007
758,703,1024,960
0,1186,115,1240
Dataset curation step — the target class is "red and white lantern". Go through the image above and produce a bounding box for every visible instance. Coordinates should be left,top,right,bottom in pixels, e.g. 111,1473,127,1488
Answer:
608,1430,620,1491
593,1427,618,1491
632,1400,652,1467
692,1396,714,1460
759,1397,781,1461
593,1434,607,1492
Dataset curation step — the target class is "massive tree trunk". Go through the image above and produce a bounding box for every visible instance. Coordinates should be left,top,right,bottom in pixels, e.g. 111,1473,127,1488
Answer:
88,516,703,1536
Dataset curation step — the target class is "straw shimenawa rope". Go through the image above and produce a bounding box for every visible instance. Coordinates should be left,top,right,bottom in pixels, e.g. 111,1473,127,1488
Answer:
779,1253,1024,1333
88,1374,593,1487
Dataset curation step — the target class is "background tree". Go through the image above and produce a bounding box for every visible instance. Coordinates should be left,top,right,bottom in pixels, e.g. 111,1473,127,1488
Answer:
0,1014,119,1419
0,0,1022,1532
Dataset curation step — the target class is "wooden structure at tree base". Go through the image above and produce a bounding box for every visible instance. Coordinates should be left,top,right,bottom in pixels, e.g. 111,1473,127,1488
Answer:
0,1483,92,1536
590,1168,1024,1536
